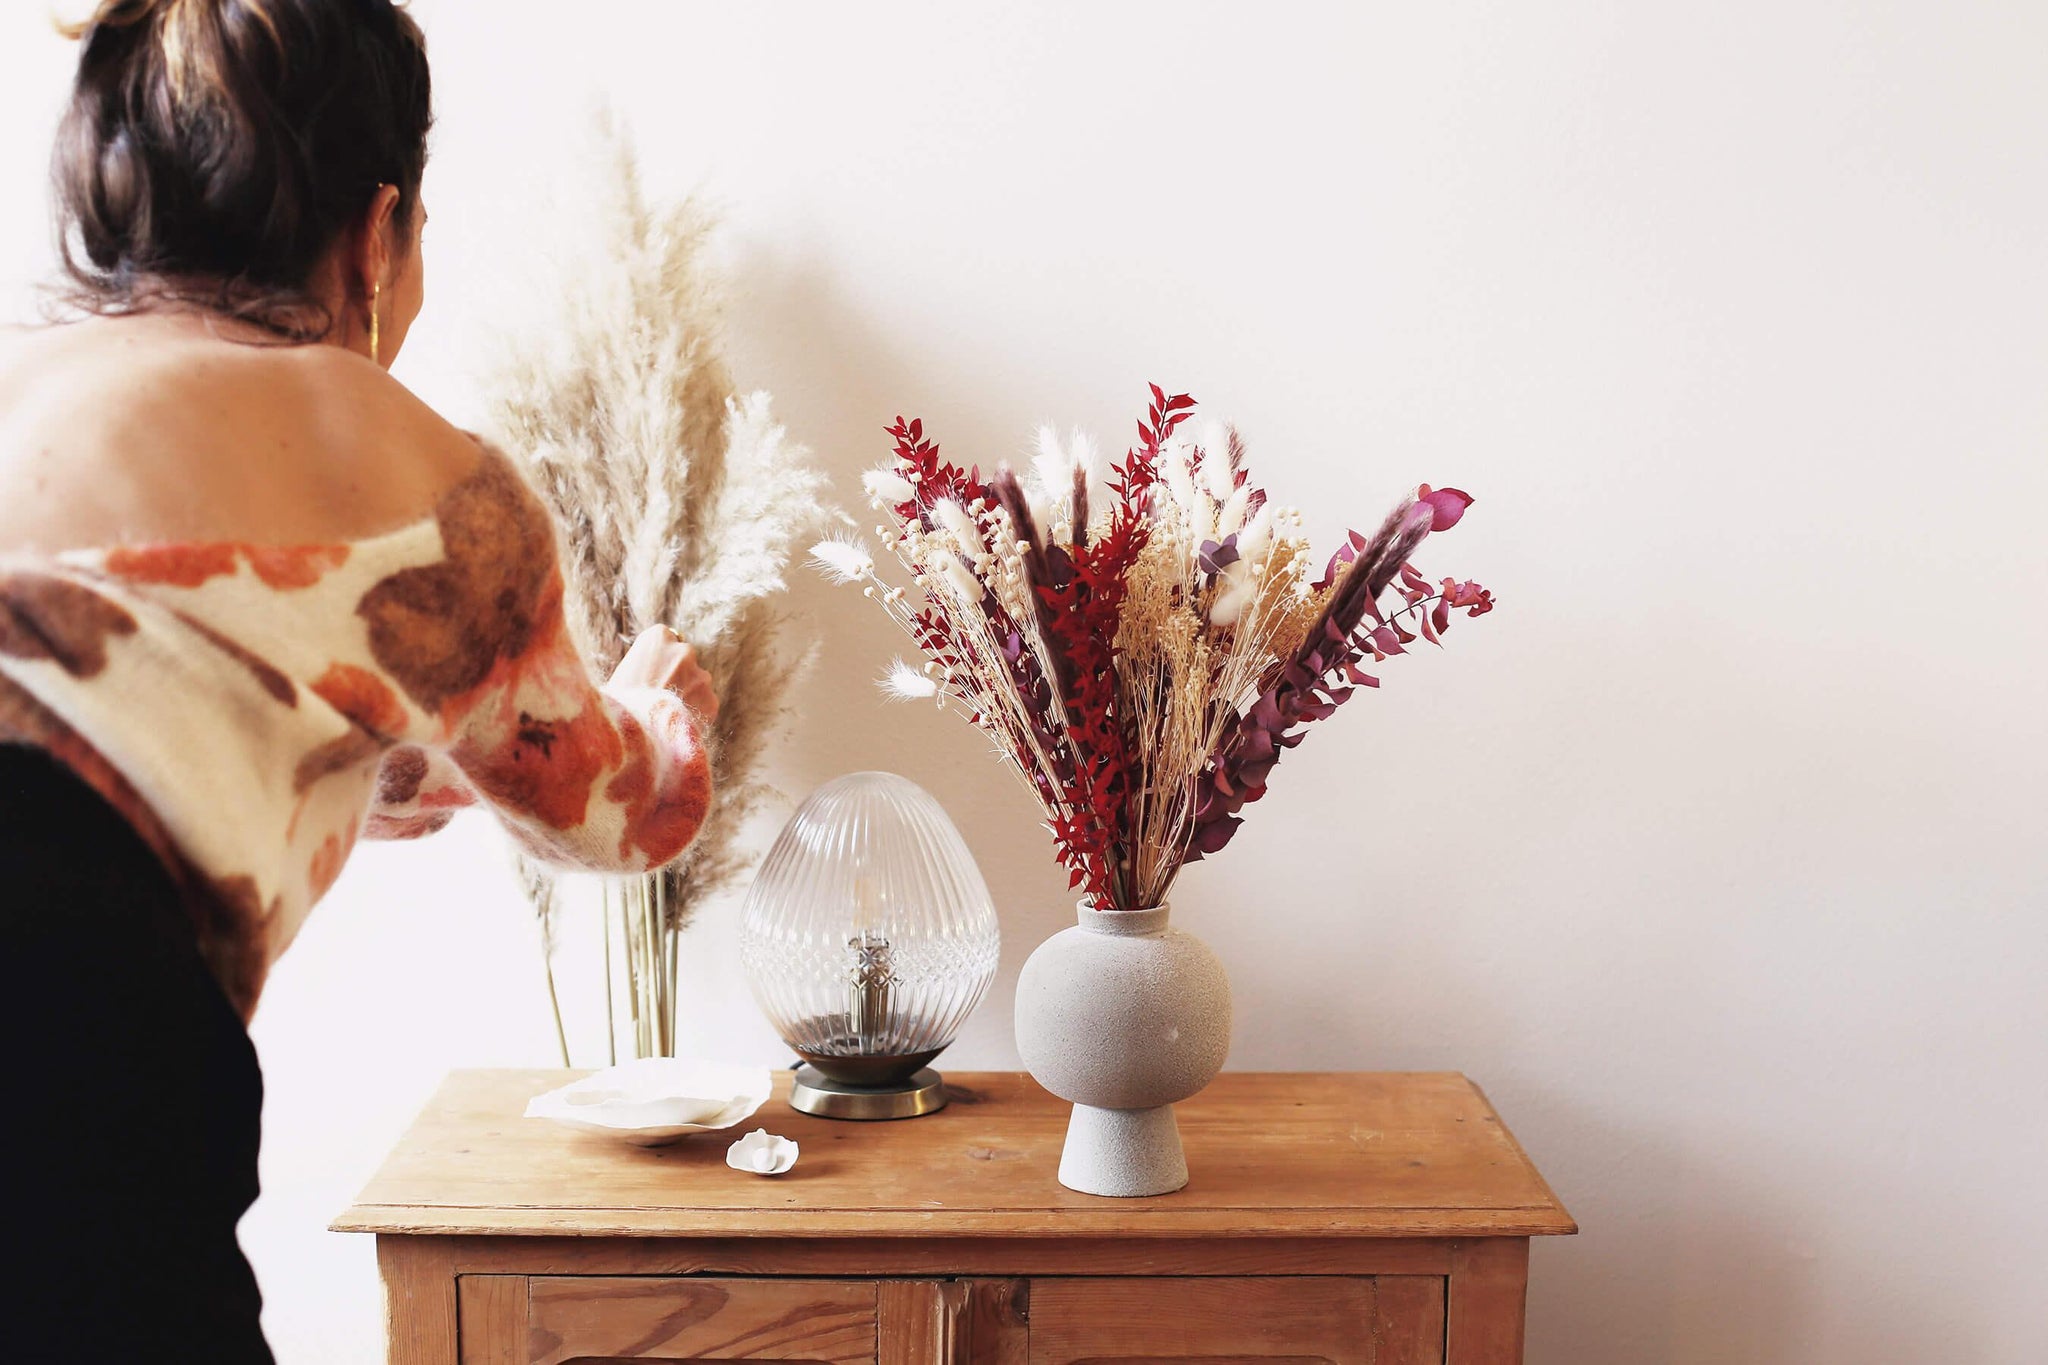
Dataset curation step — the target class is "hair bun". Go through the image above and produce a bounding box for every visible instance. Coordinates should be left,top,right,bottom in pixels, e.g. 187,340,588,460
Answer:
59,1,181,40
52,0,432,338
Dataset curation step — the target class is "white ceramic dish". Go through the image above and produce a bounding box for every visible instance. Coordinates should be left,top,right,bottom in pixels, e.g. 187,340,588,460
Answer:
523,1058,773,1146
726,1128,799,1175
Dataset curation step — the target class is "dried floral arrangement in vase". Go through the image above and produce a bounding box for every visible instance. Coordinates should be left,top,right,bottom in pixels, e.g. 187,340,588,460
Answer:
811,385,1492,1194
492,126,835,1063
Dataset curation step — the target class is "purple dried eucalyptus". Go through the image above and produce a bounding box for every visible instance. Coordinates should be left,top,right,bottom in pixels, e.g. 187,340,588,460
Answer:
1187,486,1489,860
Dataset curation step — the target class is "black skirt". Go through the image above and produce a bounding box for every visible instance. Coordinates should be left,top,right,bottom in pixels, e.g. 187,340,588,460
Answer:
0,743,273,1363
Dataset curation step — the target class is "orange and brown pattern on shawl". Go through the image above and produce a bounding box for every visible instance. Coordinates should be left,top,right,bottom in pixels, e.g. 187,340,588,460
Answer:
447,657,626,831
242,544,351,589
636,702,711,864
170,607,297,706
294,664,417,795
357,451,558,713
363,747,472,841
293,728,386,794
106,541,351,591
0,571,137,677
103,542,241,588
377,744,431,806
363,809,455,840
602,709,655,861
307,815,360,901
603,705,711,866
313,663,410,738
196,874,277,1019
365,746,448,841
18,564,298,705
0,674,270,1018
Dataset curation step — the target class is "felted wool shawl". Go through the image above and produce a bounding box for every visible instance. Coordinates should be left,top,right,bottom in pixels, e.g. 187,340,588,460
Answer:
0,439,710,1018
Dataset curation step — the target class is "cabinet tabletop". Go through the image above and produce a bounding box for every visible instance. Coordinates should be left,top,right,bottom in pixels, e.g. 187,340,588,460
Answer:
333,1069,1575,1240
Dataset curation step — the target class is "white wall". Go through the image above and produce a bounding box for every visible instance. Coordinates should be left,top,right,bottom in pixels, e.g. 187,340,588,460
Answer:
5,3,2046,1361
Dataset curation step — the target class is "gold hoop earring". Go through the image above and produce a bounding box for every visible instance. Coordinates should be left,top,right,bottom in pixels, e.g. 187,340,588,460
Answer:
369,282,383,366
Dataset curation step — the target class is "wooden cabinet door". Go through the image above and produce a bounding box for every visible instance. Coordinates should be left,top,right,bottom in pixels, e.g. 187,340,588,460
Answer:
457,1273,1448,1365
518,1277,878,1364
1024,1277,1444,1365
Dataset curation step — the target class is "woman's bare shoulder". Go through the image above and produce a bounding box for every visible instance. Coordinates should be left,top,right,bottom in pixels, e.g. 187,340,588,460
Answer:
269,345,488,527
0,320,491,549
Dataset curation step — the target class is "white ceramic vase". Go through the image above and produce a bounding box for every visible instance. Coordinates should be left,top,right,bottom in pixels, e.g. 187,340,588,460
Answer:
1013,902,1232,1196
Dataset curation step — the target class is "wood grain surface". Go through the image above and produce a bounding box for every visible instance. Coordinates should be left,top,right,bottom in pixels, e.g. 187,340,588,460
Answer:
1445,1239,1530,1365
960,1280,1029,1365
335,1071,1575,1241
876,1280,961,1365
454,1276,524,1365
1374,1277,1448,1365
526,1276,877,1363
1028,1276,1382,1363
380,1237,459,1365
421,1233,1460,1279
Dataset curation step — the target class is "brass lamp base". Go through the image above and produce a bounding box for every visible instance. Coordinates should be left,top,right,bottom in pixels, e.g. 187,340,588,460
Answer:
788,1064,948,1121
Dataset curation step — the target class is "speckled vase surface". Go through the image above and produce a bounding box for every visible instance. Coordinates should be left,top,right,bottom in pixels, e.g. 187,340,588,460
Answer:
1013,901,1232,1196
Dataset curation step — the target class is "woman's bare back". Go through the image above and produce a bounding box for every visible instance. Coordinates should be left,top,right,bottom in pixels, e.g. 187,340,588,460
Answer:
0,314,479,555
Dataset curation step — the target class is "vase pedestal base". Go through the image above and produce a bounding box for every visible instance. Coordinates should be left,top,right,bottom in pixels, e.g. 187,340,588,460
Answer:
1058,1103,1188,1197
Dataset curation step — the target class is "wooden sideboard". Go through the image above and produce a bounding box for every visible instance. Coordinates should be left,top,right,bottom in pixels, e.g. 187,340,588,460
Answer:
334,1070,1574,1363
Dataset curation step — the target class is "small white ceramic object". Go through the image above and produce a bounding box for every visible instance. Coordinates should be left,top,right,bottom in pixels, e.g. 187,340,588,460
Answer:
726,1128,800,1176
523,1057,772,1147
1014,901,1232,1197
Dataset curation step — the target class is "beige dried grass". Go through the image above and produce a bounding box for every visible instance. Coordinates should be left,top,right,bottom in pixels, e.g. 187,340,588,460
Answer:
487,119,836,1060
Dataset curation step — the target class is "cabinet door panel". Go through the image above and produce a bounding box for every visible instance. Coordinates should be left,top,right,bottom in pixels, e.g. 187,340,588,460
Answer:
1374,1277,1447,1365
1027,1276,1444,1365
526,1276,877,1364
963,1279,1030,1364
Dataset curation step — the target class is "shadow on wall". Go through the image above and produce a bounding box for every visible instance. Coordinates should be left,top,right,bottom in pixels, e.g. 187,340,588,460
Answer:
1242,937,1983,1362
701,236,2002,1365
1244,910,1986,1356
717,236,1076,1064
1519,1091,1992,1364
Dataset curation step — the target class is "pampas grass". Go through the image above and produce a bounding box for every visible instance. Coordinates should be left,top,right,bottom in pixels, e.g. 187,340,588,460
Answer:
487,119,836,1061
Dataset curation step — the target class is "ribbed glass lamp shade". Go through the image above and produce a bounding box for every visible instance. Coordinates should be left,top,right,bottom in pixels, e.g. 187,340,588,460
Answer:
739,772,1000,1088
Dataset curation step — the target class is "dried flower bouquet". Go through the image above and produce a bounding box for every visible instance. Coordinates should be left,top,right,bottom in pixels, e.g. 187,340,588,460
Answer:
492,126,835,1061
812,386,1492,913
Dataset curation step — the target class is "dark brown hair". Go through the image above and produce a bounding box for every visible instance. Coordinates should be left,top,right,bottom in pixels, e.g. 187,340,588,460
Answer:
52,0,433,338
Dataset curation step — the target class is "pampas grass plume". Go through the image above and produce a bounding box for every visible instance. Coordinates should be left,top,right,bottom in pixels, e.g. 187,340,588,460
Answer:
485,115,838,1058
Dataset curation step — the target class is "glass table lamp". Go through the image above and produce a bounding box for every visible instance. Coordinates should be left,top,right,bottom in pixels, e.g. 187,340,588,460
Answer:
739,771,1000,1119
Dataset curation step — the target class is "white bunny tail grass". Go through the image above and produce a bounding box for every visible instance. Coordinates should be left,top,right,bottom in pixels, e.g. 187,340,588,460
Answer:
809,535,875,584
861,466,916,506
878,658,940,701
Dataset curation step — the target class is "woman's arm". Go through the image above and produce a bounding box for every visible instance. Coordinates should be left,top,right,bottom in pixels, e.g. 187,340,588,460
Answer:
440,628,714,872
355,442,714,871
361,634,716,854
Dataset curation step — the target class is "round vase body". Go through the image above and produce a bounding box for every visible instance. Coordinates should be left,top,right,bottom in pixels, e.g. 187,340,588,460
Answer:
1013,902,1231,1196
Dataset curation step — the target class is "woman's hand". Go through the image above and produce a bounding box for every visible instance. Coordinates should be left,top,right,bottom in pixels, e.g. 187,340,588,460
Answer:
610,625,719,722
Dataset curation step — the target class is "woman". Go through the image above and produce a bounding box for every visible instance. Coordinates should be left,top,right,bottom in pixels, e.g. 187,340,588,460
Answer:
0,2,716,1358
